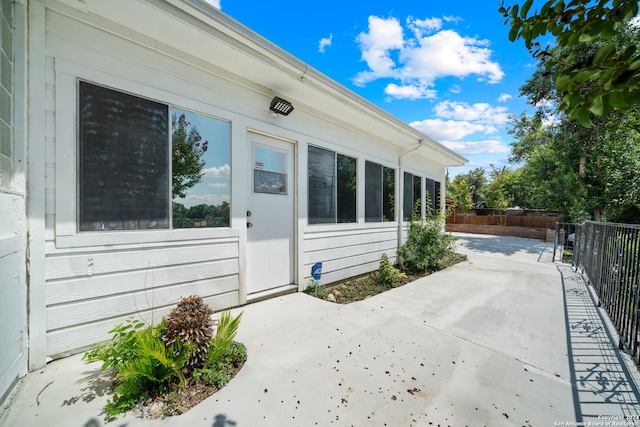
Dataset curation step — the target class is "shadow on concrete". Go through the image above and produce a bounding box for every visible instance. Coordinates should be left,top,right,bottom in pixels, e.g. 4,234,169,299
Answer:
455,233,551,257
62,366,113,408
212,413,237,427
558,264,640,422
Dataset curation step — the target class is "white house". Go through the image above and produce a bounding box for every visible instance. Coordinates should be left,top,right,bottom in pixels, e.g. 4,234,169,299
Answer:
0,0,466,404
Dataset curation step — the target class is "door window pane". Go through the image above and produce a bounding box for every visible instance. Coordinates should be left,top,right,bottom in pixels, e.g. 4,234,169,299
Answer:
79,82,169,231
171,108,231,228
253,145,287,195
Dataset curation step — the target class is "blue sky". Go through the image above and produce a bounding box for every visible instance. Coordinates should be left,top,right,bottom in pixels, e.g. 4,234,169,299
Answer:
204,0,543,177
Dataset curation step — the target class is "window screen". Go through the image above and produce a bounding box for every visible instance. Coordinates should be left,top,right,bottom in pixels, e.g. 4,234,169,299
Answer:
79,82,169,231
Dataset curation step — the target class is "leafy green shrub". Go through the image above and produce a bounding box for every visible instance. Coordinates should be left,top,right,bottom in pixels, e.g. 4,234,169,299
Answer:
106,327,193,418
397,216,457,273
83,316,148,370
376,253,406,288
84,303,245,421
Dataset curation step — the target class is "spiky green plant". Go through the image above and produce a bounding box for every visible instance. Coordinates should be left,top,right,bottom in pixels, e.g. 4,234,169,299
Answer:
205,310,243,368
105,327,193,418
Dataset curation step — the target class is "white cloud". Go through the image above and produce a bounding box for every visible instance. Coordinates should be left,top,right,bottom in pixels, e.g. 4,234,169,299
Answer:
353,16,404,85
497,93,512,102
318,33,333,53
410,118,496,141
441,139,510,155
384,83,436,100
181,192,229,209
399,30,504,84
202,0,221,9
353,15,504,96
434,101,509,125
407,16,442,38
443,15,463,24
631,15,640,27
449,85,462,94
202,164,230,177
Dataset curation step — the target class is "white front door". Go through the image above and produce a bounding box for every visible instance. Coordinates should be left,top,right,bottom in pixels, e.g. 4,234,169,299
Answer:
246,132,295,295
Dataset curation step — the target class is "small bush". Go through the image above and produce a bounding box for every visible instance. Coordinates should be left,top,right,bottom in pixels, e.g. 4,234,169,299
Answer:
84,303,245,422
376,253,406,287
397,216,457,273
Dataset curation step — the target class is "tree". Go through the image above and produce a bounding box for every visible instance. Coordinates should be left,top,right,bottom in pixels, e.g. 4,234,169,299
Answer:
455,168,487,208
446,175,472,223
172,113,208,199
500,0,640,126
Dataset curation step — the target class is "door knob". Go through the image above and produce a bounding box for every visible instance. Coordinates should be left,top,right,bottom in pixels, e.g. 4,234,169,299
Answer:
247,222,253,228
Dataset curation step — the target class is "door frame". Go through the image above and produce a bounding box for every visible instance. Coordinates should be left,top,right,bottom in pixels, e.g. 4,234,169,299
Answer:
244,129,299,300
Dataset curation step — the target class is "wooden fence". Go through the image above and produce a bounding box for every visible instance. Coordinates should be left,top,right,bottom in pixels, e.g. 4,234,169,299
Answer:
446,212,559,229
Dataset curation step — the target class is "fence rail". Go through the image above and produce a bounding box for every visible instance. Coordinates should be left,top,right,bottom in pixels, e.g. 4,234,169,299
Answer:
564,221,640,369
447,213,559,228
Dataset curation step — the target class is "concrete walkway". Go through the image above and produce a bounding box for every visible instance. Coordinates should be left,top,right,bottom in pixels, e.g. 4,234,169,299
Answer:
2,233,640,426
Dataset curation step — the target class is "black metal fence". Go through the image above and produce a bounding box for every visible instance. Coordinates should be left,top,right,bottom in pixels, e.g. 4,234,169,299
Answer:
565,221,640,369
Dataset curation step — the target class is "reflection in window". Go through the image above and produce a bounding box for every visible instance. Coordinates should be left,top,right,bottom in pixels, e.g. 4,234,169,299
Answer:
171,108,230,228
254,145,287,195
308,146,356,224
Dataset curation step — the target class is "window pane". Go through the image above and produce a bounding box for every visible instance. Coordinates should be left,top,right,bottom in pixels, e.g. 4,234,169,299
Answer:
383,167,395,222
308,146,335,224
254,146,286,173
413,175,422,219
365,161,382,222
426,178,436,218
435,181,441,216
337,154,356,223
403,172,412,221
79,82,169,231
171,108,231,228
254,170,287,194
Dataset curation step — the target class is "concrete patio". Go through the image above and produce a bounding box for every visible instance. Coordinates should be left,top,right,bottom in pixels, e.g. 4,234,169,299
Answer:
2,233,639,426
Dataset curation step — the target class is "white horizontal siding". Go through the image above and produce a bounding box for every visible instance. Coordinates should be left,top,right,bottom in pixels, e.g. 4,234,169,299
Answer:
45,240,238,281
47,275,238,331
46,291,239,358
44,237,240,356
46,258,238,305
303,226,399,285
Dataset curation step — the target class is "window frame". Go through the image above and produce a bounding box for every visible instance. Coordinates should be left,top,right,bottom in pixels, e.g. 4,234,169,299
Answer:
307,145,357,225
364,160,396,223
54,65,237,248
77,80,171,232
403,171,423,222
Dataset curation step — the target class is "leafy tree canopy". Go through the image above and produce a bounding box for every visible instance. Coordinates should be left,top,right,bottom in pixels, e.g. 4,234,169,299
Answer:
500,0,640,126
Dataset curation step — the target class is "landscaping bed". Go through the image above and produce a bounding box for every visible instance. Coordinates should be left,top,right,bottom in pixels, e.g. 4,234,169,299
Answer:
305,252,467,304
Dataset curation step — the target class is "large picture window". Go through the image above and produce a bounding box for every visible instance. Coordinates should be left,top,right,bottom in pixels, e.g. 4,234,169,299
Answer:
365,161,395,222
308,146,356,224
78,82,230,231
